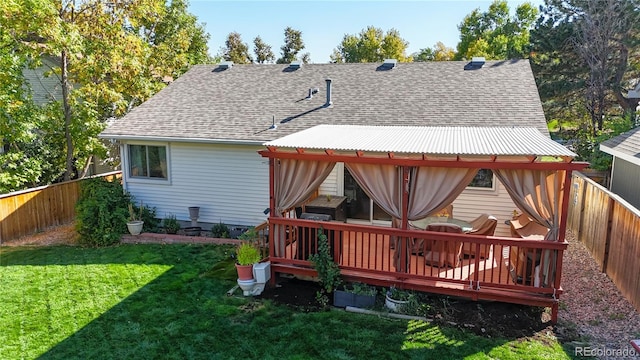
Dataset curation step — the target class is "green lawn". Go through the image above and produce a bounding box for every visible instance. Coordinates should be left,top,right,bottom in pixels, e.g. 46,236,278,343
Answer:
0,244,574,359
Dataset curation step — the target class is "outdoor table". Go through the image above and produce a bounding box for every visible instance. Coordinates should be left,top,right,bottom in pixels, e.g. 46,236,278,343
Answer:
409,217,473,232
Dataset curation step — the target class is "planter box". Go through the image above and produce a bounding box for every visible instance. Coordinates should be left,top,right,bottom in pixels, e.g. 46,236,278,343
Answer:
333,290,376,308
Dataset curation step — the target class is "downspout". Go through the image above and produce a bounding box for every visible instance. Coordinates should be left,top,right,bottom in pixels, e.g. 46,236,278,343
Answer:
120,143,128,192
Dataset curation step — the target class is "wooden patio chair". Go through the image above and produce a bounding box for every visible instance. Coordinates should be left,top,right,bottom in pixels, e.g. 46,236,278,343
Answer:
509,213,549,240
462,214,498,259
423,223,464,267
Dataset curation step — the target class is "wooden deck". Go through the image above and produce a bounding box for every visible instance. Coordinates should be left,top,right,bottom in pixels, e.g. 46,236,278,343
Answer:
285,231,513,286
266,218,568,319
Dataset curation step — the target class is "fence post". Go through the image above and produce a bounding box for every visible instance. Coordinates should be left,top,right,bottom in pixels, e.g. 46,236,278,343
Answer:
602,197,615,273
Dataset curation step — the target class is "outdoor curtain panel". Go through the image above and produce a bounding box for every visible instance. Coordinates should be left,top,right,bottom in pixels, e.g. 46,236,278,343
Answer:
494,169,566,241
408,167,479,220
273,159,335,256
344,163,403,219
494,168,567,287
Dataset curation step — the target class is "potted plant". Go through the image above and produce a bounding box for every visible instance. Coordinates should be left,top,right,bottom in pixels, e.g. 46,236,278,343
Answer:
385,287,412,312
235,242,261,281
333,282,377,308
126,202,144,235
163,214,180,234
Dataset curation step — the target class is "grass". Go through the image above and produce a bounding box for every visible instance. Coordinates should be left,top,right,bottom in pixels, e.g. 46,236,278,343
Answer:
0,244,573,359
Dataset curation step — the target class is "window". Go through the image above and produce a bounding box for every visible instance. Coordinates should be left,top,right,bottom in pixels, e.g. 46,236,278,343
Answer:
468,169,494,189
129,145,167,179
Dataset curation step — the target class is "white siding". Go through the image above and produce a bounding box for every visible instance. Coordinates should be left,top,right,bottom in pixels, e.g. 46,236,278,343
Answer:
319,163,343,196
23,57,62,105
124,142,269,226
452,182,516,237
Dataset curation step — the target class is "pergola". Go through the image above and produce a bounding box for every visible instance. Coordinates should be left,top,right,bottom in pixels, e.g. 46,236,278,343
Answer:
259,125,588,322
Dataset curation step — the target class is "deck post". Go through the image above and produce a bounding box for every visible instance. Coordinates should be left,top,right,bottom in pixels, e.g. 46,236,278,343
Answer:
268,158,276,286
558,170,573,243
398,166,410,273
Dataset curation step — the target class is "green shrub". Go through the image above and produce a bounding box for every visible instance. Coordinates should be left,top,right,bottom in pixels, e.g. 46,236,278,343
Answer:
211,222,229,238
309,229,342,293
235,242,261,265
163,214,181,234
75,177,130,246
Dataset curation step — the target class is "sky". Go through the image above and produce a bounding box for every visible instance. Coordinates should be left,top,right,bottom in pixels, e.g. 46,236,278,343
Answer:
188,0,544,63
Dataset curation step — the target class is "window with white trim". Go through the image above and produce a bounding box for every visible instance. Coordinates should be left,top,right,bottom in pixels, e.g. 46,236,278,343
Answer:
128,145,168,179
468,169,494,189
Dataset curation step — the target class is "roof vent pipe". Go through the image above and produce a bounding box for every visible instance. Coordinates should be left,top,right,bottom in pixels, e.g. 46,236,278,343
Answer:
325,78,333,107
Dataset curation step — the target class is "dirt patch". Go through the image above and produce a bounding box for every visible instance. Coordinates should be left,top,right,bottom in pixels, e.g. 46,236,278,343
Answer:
258,275,552,339
2,223,78,247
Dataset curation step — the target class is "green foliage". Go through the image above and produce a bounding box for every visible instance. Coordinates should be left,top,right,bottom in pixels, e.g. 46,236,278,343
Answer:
163,214,181,234
413,42,456,62
253,36,275,64
309,229,342,293
211,222,230,238
75,177,131,246
235,242,261,265
531,0,640,135
276,27,309,64
139,204,160,233
455,0,537,60
330,26,411,63
221,32,252,64
0,0,211,185
572,115,635,170
237,227,258,242
346,282,377,296
386,286,412,301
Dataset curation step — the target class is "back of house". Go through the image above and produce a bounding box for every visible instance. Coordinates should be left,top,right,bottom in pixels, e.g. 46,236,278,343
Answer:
100,59,548,235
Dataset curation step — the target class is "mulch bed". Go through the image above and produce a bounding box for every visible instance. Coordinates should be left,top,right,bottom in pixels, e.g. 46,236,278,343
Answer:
258,276,552,339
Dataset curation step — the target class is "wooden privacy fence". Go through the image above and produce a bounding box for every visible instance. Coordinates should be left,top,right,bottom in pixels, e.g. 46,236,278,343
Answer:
0,171,122,243
568,171,640,313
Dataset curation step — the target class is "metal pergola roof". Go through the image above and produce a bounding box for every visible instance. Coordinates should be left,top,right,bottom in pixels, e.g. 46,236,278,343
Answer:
264,125,576,159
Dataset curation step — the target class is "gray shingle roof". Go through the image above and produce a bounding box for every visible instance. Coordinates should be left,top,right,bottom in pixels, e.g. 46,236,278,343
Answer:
100,60,548,143
600,127,640,165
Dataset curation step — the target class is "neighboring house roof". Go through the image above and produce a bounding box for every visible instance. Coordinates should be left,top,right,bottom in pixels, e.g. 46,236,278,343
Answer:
600,127,640,166
100,59,548,144
265,125,576,158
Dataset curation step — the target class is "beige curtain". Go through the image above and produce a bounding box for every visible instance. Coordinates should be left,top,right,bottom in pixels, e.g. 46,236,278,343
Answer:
408,167,479,221
494,169,565,241
274,159,336,214
273,159,336,256
494,169,567,287
344,163,402,219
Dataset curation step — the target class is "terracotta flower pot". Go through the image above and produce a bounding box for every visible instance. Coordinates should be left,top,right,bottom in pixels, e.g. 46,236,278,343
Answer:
236,263,254,281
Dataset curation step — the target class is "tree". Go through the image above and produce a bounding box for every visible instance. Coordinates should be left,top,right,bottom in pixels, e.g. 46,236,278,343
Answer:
330,26,412,63
0,0,210,188
531,0,640,135
455,0,538,60
253,36,274,64
222,32,252,64
276,27,308,64
413,42,456,61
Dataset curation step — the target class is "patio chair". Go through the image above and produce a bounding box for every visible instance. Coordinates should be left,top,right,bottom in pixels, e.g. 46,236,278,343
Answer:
423,223,464,267
462,214,498,259
509,213,549,240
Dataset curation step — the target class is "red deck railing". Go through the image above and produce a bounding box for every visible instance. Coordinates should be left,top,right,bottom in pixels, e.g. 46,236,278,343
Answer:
267,217,568,320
